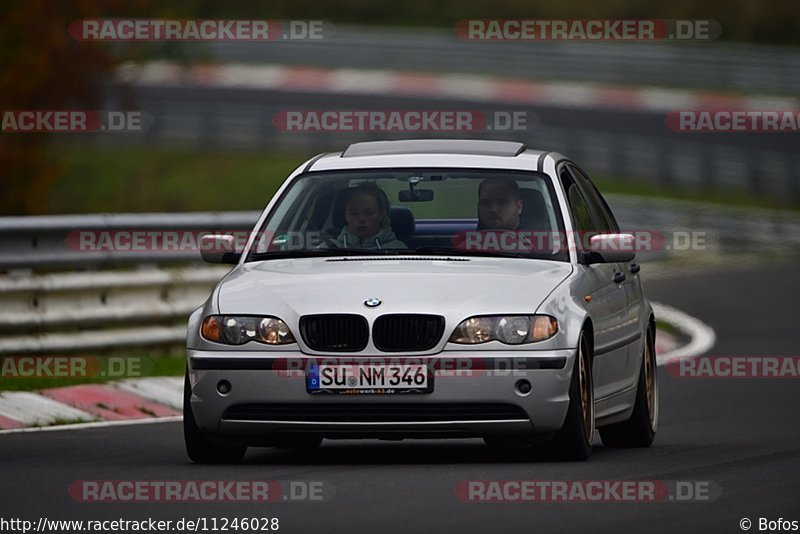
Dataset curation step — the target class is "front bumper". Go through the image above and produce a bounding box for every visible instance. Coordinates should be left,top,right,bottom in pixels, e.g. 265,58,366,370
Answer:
187,350,576,443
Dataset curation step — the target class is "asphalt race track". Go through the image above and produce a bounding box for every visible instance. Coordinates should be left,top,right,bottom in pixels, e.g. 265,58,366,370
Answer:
2,264,798,534
133,85,800,155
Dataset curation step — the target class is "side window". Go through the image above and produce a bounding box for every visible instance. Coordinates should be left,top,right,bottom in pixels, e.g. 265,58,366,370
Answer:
559,168,596,233
567,164,619,233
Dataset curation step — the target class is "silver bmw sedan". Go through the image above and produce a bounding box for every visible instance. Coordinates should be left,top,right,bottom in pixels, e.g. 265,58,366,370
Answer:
184,139,658,463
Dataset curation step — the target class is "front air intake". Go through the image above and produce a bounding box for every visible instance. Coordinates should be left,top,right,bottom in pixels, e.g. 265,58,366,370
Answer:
300,314,369,352
372,314,445,352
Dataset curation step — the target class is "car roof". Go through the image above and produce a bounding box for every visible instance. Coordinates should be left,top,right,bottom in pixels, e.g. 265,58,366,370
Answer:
342,139,529,158
305,139,551,173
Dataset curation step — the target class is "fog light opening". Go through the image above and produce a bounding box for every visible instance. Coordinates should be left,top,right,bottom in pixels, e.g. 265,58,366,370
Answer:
515,379,532,396
217,380,232,395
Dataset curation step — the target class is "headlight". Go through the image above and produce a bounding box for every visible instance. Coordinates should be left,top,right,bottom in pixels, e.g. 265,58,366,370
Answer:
449,315,558,345
450,317,494,344
497,316,531,344
201,315,296,345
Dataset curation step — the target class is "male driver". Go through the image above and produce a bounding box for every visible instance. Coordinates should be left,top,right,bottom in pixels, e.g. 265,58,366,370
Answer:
477,178,523,230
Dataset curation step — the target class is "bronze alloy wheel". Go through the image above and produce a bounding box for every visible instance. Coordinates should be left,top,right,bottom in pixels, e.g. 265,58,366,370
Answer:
644,328,659,432
578,334,595,443
598,325,658,448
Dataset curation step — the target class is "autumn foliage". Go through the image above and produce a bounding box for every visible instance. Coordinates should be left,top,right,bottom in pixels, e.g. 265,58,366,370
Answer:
0,0,157,214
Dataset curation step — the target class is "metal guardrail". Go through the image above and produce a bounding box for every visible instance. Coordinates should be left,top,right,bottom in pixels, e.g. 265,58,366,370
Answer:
208,25,800,95
0,211,260,271
0,212,260,353
2,201,799,354
90,25,800,200
104,41,800,201
0,267,227,354
5,197,799,271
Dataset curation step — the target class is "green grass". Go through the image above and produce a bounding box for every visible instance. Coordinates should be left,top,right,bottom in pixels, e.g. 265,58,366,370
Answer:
45,144,800,214
34,417,99,427
655,319,685,341
47,144,309,214
593,175,800,213
0,353,186,392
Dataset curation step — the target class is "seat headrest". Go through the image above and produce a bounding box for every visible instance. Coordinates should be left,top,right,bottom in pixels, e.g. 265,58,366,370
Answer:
518,189,550,231
331,188,349,229
389,207,415,238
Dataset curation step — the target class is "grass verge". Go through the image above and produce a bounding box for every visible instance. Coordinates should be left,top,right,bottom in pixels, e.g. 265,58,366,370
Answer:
47,144,308,214
43,144,800,214
0,353,185,392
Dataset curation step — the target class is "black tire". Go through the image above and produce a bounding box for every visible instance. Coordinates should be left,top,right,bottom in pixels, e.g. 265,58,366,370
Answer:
545,331,594,461
183,370,247,464
599,326,658,448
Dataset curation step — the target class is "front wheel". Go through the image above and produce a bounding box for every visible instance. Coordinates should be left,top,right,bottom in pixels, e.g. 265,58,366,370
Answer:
546,331,594,461
183,369,247,464
599,325,658,447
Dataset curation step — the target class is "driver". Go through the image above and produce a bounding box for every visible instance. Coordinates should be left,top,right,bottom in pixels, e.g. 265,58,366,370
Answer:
477,178,524,230
322,183,407,249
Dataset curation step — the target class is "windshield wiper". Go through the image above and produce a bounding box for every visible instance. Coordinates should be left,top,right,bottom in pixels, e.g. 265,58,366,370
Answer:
247,249,415,262
412,247,530,259
248,247,546,262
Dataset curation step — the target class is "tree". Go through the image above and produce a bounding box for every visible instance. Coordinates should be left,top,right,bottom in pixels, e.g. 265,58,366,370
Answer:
0,0,160,214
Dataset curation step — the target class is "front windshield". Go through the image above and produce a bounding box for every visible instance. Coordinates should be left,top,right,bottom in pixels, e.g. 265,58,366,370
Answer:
244,168,569,262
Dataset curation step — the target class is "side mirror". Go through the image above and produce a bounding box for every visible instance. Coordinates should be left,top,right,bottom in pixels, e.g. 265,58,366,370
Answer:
200,234,242,264
581,233,636,264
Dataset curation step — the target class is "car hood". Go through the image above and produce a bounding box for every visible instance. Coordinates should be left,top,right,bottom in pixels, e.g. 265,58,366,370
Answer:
217,257,572,317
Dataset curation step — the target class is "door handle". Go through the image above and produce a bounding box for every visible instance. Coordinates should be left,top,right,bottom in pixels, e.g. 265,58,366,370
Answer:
629,263,641,274
613,272,626,283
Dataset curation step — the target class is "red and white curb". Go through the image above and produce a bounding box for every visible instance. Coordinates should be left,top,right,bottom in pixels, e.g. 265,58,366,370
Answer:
0,302,714,433
0,377,181,432
117,60,799,113
0,392,96,429
651,302,716,365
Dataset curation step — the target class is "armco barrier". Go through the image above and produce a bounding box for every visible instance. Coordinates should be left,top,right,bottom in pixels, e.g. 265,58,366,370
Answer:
0,212,259,354
0,211,260,271
0,267,228,354
1,200,799,353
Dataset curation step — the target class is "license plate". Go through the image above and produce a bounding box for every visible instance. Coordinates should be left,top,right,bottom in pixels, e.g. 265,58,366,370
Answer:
307,363,432,394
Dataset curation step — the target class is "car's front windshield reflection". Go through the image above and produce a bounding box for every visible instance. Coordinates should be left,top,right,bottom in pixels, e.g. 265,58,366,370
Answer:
244,169,569,263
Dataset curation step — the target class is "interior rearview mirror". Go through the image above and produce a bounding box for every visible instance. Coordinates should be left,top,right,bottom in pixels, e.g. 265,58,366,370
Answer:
399,189,434,202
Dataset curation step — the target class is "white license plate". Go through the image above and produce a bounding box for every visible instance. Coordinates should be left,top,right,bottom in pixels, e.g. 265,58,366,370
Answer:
307,363,431,394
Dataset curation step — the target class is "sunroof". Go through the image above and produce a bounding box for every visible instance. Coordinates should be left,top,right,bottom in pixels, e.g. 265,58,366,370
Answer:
341,139,528,158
